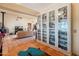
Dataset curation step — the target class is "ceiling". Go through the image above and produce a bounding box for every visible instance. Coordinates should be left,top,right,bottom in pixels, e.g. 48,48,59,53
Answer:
0,3,39,16
21,3,52,12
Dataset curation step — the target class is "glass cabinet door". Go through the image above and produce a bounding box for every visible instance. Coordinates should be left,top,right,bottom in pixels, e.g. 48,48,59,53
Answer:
37,16,41,40
58,6,68,50
42,13,47,43
49,10,55,45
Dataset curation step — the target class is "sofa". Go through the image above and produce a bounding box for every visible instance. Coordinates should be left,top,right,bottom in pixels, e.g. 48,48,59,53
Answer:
16,31,33,39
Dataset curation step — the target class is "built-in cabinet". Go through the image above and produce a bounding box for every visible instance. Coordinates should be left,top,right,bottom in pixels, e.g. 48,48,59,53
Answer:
37,4,71,55
37,16,41,41
42,13,47,43
49,10,55,46
58,6,68,50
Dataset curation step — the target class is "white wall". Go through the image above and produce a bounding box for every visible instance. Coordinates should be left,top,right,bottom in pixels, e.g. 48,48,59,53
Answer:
0,9,37,33
72,3,79,55
5,13,37,33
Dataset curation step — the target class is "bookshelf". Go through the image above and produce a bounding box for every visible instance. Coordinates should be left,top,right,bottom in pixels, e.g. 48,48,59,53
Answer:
42,13,47,43
49,10,55,45
37,4,71,55
37,16,41,40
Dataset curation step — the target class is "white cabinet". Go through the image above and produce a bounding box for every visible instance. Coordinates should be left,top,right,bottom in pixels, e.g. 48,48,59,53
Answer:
37,4,71,55
49,10,55,46
42,13,48,43
37,16,41,41
58,6,68,50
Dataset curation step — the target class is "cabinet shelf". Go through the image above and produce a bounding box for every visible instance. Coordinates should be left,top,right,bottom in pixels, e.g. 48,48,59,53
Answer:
59,43,67,47
58,45,67,50
49,40,55,45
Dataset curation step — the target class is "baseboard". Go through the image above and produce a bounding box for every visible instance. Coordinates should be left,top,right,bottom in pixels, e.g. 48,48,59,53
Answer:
72,53,78,56
36,40,72,56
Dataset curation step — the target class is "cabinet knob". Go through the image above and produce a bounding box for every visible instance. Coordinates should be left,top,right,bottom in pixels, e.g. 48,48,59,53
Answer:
73,29,77,33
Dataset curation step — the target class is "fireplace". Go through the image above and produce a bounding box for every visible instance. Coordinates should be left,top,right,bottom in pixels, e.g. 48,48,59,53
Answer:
15,26,23,34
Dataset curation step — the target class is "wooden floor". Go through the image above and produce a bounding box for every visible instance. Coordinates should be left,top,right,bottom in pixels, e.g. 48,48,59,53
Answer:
3,40,65,56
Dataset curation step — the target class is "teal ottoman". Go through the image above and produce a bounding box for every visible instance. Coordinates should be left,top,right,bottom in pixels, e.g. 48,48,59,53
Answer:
18,51,29,56
27,47,46,56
